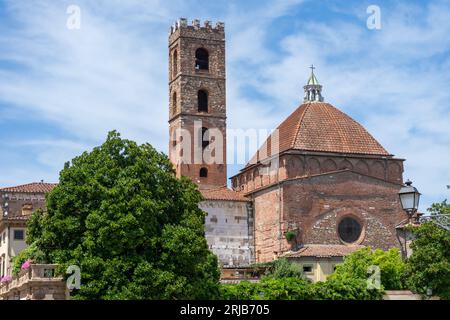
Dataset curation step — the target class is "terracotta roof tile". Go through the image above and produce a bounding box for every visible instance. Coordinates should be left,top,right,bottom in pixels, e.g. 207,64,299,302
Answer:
248,102,389,166
282,244,365,258
0,182,57,194
201,187,249,202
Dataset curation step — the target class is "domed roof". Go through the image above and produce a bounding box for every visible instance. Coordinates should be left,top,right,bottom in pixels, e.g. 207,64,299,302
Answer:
248,102,390,166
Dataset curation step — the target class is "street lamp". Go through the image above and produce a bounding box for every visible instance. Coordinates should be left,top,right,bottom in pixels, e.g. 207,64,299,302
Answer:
398,179,421,223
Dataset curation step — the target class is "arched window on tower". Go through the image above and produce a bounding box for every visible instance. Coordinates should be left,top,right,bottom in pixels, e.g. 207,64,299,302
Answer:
198,90,208,112
201,127,209,149
171,130,177,148
172,49,178,78
195,48,209,70
172,92,177,113
200,167,208,178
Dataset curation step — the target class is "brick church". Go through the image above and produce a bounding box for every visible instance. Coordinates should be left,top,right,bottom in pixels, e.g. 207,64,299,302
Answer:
167,18,409,270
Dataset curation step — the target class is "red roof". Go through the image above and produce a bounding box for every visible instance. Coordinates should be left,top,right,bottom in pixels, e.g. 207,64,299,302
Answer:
283,244,365,258
0,182,57,194
200,187,250,202
248,102,389,166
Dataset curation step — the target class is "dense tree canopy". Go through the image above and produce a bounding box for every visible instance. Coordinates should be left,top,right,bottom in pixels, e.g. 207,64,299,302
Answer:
25,131,220,299
220,273,383,300
329,247,406,290
406,200,450,299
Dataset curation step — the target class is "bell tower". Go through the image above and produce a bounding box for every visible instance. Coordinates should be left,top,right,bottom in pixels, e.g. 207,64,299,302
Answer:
168,18,227,189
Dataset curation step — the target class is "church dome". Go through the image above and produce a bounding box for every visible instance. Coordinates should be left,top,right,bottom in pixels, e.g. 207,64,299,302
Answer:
249,102,390,166
280,102,389,155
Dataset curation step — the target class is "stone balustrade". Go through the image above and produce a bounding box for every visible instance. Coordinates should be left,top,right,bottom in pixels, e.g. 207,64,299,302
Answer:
0,264,69,300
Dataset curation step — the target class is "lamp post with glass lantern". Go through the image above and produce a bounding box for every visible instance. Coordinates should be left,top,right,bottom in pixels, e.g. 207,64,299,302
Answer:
398,180,421,224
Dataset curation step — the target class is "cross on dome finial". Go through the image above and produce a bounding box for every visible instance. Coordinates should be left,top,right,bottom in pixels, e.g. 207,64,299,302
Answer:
303,65,324,102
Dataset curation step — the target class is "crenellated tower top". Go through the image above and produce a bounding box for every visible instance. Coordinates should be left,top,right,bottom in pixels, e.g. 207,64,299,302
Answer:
169,18,225,44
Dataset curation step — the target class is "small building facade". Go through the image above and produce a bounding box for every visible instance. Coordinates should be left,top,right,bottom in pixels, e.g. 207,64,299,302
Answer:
282,244,365,283
0,182,56,276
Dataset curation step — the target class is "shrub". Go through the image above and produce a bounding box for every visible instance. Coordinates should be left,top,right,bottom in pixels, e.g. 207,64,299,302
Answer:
285,231,297,242
220,277,312,300
11,243,46,276
255,277,313,300
312,277,383,300
220,281,258,300
330,247,406,290
220,276,383,300
255,258,307,280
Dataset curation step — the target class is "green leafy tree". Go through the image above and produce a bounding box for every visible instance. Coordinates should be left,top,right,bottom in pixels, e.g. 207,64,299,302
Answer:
406,200,450,299
220,281,258,300
220,277,312,300
255,277,312,300
330,247,406,290
26,131,220,299
256,258,307,280
220,276,382,300
311,277,383,300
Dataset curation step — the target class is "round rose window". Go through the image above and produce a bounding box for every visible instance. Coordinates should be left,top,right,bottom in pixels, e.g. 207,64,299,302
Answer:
338,217,362,243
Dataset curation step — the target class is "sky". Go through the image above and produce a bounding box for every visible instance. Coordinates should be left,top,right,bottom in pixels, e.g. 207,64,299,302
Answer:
0,0,449,211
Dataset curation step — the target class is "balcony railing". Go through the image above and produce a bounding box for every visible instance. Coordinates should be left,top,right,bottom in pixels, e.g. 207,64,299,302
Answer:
0,264,66,299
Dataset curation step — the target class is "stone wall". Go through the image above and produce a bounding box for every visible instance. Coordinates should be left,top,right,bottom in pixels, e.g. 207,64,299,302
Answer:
200,200,254,267
0,264,68,300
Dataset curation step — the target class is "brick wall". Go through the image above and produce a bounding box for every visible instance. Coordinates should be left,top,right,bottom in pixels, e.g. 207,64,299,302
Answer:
252,188,285,262
251,170,408,262
232,153,404,193
168,19,227,188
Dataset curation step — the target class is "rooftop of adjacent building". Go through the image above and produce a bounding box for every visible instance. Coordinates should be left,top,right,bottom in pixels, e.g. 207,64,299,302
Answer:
0,182,57,194
282,244,366,258
0,181,248,203
200,186,250,202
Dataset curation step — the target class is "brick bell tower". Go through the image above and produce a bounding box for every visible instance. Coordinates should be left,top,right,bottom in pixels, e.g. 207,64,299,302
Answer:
168,18,227,189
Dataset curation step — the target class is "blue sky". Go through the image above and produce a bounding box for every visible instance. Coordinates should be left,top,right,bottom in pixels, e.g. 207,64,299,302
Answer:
0,0,449,211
